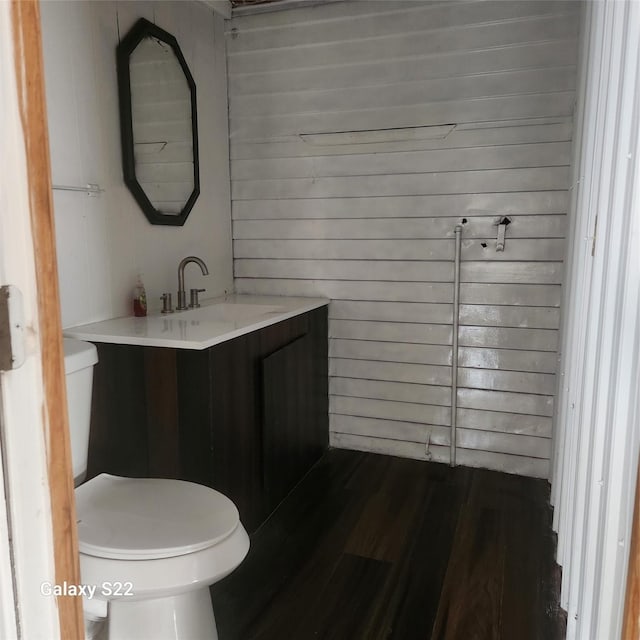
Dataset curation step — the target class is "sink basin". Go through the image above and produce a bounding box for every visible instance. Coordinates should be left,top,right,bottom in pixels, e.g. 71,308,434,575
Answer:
181,302,284,323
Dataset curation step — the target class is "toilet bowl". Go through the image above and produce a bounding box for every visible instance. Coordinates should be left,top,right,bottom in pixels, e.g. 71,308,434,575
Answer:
64,339,249,639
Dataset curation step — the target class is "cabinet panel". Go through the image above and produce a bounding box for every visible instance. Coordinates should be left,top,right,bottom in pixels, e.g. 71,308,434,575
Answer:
144,349,180,477
88,343,148,479
176,348,214,485
209,329,264,531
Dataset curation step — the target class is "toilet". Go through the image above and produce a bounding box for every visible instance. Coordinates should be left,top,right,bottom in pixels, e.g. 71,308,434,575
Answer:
63,338,249,640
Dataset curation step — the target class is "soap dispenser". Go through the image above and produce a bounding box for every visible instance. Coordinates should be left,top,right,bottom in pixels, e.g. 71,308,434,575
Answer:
133,274,147,317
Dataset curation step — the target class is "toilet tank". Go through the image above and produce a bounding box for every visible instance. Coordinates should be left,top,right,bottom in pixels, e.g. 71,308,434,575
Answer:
63,338,98,484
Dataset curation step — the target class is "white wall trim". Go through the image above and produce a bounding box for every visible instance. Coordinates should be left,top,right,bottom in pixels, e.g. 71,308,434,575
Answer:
551,1,640,638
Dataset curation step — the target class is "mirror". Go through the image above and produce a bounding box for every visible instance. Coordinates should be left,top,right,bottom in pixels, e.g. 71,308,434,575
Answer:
116,18,199,226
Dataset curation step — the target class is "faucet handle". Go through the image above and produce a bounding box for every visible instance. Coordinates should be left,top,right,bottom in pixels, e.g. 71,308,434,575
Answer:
160,293,174,314
189,288,206,309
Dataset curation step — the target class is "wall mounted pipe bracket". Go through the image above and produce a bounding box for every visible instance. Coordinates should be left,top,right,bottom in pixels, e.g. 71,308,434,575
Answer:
496,216,512,251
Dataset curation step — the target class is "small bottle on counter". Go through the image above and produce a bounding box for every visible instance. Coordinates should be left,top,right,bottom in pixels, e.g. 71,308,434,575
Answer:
133,274,147,317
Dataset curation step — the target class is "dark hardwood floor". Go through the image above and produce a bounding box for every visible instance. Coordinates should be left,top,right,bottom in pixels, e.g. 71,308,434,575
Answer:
211,449,565,640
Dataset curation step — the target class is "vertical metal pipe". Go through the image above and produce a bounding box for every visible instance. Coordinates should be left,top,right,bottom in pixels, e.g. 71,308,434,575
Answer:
451,225,463,467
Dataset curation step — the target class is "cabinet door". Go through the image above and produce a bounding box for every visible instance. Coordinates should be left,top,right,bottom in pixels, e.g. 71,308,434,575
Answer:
262,331,326,512
209,330,264,531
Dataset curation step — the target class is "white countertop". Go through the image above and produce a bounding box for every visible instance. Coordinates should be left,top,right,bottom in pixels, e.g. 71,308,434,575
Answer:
63,294,329,350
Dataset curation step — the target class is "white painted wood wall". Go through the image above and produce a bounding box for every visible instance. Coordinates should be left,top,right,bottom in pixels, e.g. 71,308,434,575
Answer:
228,0,580,477
40,1,233,327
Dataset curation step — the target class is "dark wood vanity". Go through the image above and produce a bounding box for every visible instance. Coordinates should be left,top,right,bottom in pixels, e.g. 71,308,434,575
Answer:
87,306,328,533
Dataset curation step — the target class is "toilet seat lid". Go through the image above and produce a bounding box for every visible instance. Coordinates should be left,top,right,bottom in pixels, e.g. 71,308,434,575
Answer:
76,474,240,560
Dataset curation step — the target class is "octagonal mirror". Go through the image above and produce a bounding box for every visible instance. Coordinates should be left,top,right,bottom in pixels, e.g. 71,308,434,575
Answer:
116,18,199,226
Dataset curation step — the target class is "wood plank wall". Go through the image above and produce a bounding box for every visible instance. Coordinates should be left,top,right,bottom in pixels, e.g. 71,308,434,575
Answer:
227,0,580,478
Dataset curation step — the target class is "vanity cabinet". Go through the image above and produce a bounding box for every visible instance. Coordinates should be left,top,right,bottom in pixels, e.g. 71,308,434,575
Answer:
87,306,328,532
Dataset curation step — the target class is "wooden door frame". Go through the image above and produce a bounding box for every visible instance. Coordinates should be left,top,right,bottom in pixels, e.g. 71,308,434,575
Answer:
0,0,83,637
623,456,640,639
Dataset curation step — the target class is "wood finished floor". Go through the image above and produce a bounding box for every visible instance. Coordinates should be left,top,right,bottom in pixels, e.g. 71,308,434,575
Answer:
211,449,565,640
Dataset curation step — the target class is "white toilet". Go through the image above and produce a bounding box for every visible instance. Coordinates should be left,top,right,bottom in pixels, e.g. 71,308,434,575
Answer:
64,338,250,640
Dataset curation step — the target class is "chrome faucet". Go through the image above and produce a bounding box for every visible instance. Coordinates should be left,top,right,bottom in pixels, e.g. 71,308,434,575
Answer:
176,256,209,311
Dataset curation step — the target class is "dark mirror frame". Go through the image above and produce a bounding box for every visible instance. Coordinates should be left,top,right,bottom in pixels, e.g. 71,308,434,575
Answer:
116,18,200,226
